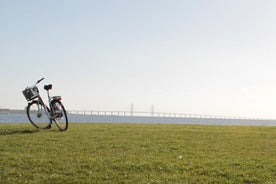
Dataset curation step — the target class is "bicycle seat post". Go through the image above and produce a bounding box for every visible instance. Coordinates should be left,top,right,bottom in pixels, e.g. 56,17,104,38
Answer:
44,84,53,104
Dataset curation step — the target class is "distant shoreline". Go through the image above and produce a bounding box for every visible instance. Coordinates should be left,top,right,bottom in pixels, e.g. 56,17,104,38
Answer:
0,109,25,114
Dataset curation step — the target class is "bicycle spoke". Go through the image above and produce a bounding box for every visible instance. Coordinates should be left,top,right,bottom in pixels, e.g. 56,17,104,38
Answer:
27,101,51,129
52,101,68,131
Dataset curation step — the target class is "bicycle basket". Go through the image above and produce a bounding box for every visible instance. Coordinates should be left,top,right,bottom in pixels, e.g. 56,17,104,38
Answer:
22,86,39,101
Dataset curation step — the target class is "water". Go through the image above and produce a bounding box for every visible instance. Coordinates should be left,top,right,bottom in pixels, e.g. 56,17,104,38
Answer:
0,113,275,126
0,113,29,123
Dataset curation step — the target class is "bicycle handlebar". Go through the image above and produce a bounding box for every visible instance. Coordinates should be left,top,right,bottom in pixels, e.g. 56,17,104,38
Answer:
36,78,45,84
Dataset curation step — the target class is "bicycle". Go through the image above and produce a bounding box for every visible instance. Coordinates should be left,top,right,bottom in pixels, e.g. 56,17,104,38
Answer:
22,78,68,131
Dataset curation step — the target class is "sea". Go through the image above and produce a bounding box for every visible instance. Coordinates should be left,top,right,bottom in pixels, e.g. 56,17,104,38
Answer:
0,113,275,126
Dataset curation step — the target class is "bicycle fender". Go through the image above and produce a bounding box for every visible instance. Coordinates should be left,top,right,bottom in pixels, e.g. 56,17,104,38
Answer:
51,96,62,102
28,100,39,105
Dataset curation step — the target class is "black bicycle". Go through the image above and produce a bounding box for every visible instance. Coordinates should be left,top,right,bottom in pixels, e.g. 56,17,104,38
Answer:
22,78,68,131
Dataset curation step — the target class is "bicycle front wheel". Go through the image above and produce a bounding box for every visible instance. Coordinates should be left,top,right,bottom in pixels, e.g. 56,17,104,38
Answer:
51,101,68,131
27,101,51,129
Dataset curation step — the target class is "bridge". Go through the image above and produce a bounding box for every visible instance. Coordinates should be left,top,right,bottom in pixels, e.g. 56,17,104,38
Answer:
67,110,264,120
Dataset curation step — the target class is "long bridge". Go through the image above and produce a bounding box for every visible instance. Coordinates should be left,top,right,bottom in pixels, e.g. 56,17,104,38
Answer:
67,110,265,120
66,110,276,126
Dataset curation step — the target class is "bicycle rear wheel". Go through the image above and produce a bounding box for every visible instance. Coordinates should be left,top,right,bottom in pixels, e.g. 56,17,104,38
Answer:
27,101,51,129
51,101,68,131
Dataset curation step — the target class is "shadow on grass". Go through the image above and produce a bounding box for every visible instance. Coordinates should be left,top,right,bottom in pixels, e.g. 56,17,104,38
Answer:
0,129,39,136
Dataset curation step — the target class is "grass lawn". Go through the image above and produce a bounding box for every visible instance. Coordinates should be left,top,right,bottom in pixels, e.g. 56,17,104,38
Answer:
0,123,275,183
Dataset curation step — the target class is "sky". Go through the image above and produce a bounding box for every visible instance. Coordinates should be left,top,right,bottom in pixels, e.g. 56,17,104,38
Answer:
1,0,276,118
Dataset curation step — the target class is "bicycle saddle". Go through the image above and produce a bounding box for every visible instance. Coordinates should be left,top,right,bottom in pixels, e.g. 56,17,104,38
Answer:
44,84,52,91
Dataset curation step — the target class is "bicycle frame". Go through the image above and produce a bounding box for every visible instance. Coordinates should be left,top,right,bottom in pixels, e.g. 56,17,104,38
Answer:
35,95,53,120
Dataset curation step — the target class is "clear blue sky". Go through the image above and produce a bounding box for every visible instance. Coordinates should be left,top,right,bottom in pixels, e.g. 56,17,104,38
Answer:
1,0,276,118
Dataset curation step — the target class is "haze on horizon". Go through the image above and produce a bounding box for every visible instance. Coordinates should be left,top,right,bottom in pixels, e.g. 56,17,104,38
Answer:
1,0,276,119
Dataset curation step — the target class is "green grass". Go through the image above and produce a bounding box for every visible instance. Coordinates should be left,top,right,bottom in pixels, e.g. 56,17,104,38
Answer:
0,123,275,184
